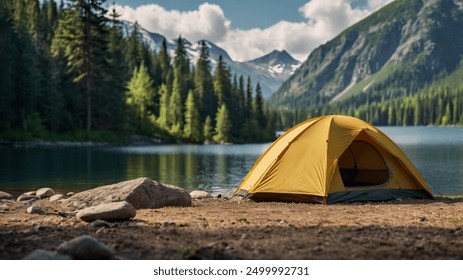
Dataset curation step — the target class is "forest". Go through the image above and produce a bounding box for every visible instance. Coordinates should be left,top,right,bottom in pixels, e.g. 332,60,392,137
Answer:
0,0,275,144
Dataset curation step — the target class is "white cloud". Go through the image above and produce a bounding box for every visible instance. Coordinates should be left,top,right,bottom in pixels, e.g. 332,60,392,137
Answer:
114,0,392,62
114,3,230,43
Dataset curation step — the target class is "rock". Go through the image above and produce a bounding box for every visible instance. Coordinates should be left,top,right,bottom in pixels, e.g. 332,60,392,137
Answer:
23,249,72,260
190,190,213,199
56,235,114,260
90,219,116,228
27,205,45,214
66,192,75,197
0,203,9,211
36,187,55,199
0,191,14,200
63,177,191,210
24,191,36,196
49,194,65,202
17,194,37,202
76,201,136,222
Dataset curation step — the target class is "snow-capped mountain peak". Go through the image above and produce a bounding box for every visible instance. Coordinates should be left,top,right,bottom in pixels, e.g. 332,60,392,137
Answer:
122,21,301,98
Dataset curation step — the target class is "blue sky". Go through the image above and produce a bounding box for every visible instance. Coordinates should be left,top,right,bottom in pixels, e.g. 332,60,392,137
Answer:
115,0,310,29
112,0,393,61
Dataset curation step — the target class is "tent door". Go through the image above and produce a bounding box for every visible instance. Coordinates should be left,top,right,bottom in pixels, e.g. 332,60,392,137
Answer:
338,140,390,187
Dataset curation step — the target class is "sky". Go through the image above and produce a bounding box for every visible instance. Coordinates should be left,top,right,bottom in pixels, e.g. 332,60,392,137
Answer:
111,0,394,62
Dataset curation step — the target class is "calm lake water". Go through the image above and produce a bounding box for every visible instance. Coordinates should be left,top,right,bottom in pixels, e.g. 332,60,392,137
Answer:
1,126,463,196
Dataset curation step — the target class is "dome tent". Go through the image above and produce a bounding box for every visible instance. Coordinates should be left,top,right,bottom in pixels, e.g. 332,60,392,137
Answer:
235,115,433,204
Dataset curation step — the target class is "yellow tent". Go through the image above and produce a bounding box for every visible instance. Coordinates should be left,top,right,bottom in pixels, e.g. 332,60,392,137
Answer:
235,115,433,203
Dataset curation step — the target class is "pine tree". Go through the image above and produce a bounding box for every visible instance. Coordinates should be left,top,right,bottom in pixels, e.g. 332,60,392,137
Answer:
125,21,143,73
254,82,266,128
245,76,253,119
52,0,109,135
126,62,155,131
159,38,171,85
213,55,232,108
213,104,231,143
183,90,202,142
203,115,213,143
169,81,183,133
172,36,190,102
157,84,170,130
194,40,215,121
0,1,15,130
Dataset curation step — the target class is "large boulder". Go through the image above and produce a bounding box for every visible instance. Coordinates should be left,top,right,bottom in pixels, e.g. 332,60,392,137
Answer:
63,177,191,210
76,201,136,222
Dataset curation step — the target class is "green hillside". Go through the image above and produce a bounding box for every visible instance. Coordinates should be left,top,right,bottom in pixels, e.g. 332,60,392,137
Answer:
270,0,463,126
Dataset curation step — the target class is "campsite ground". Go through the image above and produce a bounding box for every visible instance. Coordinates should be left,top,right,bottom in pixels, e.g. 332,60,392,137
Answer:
1,197,463,259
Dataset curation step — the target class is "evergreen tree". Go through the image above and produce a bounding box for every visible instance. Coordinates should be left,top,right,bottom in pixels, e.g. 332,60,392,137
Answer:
172,36,190,101
245,76,253,119
157,83,170,130
169,81,183,133
125,21,143,73
52,0,109,134
213,55,232,108
126,62,155,131
203,115,212,143
158,38,171,85
254,82,266,128
183,90,202,142
0,1,15,130
194,40,215,121
213,104,231,143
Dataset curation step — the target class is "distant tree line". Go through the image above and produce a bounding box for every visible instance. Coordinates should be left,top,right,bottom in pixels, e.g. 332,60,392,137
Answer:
0,0,274,143
275,68,463,128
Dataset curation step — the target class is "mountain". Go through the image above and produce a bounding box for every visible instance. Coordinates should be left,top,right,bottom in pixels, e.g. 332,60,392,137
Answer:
269,0,463,112
121,21,301,98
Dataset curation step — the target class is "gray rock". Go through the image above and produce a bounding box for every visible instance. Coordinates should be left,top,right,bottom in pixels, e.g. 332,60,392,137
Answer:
63,177,191,209
36,187,55,199
49,194,65,202
190,190,213,199
90,219,116,228
56,235,114,260
17,194,38,202
76,201,136,222
23,249,72,260
0,191,14,200
27,205,45,214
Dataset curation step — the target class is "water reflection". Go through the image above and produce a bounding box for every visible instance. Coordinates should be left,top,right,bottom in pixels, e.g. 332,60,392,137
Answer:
1,127,463,196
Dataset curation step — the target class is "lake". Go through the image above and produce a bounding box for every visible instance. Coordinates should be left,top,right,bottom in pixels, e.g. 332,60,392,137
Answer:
1,126,463,196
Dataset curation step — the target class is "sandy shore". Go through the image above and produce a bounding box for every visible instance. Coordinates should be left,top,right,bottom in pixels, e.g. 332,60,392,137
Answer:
1,197,463,259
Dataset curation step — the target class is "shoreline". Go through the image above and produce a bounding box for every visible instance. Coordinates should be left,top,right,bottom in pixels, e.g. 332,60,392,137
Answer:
2,193,463,259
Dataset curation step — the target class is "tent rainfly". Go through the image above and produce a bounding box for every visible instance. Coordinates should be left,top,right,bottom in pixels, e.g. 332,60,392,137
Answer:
235,115,434,204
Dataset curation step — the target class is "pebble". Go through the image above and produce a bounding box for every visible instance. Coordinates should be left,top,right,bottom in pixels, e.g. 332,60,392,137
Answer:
36,187,55,199
17,194,38,202
56,235,114,260
66,192,75,197
27,206,45,214
49,194,65,202
90,219,116,228
190,190,213,199
24,191,36,196
0,191,14,200
1,203,9,211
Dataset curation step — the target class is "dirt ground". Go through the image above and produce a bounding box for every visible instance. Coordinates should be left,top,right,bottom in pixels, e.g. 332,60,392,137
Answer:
1,197,463,260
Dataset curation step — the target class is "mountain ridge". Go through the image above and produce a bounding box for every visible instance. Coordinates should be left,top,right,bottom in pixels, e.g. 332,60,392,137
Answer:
269,0,463,113
122,21,301,98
